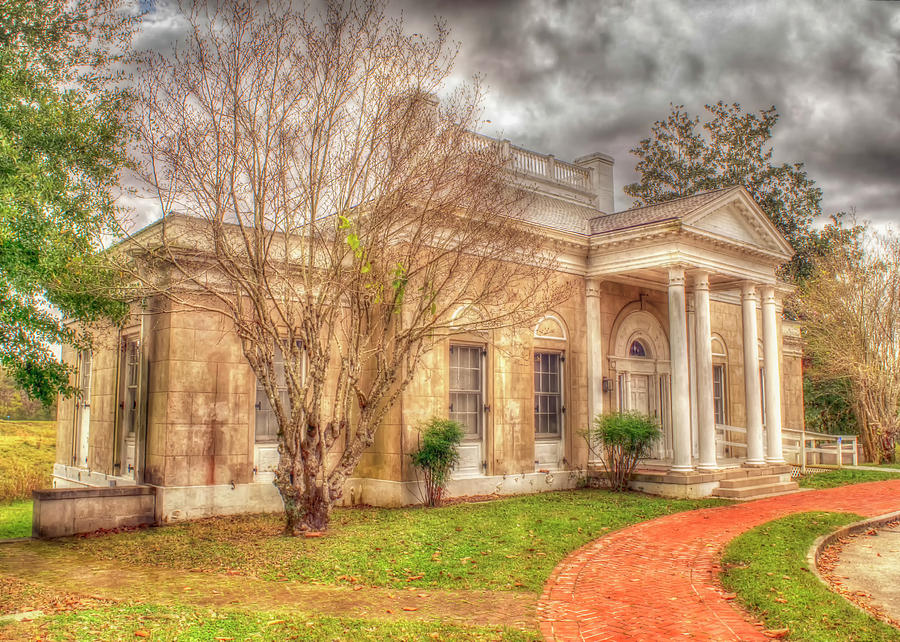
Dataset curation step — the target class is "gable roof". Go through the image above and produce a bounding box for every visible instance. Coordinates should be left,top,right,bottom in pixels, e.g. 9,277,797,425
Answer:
589,187,736,234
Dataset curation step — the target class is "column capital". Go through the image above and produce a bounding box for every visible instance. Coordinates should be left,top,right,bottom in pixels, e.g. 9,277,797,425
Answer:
586,278,602,298
760,284,779,305
741,281,758,300
667,266,686,286
693,271,710,290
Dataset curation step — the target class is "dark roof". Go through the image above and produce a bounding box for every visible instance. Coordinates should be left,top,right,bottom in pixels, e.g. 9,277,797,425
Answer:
589,187,738,234
520,194,599,235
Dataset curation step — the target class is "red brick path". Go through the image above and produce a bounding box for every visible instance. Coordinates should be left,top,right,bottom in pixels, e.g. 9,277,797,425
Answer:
538,480,900,641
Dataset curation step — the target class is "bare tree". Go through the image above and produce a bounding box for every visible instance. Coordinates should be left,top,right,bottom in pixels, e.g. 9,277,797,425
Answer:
800,228,900,463
130,0,569,532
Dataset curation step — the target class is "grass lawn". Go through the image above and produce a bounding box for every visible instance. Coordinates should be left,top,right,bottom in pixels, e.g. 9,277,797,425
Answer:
49,489,727,593
0,420,55,502
2,604,540,641
798,469,900,489
720,511,900,641
0,500,32,539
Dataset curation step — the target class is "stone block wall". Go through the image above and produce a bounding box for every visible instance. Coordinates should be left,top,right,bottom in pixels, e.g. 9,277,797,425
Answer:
32,486,156,538
148,309,254,488
394,274,589,480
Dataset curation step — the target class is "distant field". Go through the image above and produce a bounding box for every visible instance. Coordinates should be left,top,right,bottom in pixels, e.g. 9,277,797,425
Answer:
0,420,55,503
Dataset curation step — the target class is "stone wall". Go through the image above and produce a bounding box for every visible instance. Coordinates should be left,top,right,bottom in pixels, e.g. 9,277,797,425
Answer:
32,486,156,538
147,308,254,488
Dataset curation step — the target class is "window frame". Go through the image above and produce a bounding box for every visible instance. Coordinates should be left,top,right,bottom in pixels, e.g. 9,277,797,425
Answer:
448,343,485,441
712,363,727,425
254,341,306,444
533,350,564,440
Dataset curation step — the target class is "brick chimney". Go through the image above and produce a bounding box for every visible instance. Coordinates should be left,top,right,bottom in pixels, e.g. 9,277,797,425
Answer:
574,152,615,214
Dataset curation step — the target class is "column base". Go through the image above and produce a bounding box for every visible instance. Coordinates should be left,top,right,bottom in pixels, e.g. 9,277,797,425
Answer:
669,465,695,473
696,463,720,472
765,457,786,465
743,459,767,468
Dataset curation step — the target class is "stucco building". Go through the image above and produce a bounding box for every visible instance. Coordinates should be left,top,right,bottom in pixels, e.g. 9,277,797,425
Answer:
52,139,804,523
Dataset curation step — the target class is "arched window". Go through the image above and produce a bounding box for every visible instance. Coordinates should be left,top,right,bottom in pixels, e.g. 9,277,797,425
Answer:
629,340,647,358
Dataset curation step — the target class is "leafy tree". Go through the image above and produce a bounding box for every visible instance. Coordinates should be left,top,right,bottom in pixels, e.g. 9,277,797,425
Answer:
800,228,900,463
0,367,54,420
803,376,856,437
625,101,836,282
0,0,133,404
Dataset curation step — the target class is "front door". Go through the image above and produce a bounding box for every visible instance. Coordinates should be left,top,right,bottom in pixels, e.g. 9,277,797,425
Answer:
630,375,650,415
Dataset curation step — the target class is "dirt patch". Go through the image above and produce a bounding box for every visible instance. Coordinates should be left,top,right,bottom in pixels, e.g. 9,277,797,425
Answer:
0,575,113,616
817,518,900,629
0,543,536,630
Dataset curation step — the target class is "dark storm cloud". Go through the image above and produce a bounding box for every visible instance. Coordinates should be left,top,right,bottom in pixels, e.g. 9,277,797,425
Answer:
394,0,900,226
132,0,898,226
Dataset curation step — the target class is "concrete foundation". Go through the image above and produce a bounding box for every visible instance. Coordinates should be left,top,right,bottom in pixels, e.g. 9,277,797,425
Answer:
32,486,156,538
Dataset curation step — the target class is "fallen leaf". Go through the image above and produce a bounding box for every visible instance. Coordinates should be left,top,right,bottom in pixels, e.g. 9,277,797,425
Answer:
402,607,418,611
764,628,789,638
134,632,150,639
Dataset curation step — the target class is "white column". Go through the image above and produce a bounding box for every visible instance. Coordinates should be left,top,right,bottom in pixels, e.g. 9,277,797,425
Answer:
761,285,785,463
694,272,718,470
741,282,765,465
585,279,604,425
668,267,693,472
687,297,699,457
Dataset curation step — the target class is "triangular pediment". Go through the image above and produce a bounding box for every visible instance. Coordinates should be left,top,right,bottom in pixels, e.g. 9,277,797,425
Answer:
684,188,793,258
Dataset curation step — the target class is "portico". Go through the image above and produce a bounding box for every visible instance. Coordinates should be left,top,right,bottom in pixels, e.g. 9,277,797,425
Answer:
586,186,793,481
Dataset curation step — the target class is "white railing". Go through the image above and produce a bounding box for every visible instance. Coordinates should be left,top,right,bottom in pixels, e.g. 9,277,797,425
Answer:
714,424,859,470
715,423,748,458
783,428,858,470
468,133,592,192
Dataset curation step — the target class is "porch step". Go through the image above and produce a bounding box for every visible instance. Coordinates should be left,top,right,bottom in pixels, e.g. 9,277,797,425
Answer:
722,464,792,480
713,481,799,500
718,474,782,489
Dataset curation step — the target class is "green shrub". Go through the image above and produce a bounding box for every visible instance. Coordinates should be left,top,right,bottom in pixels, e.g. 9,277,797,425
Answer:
409,418,464,506
587,412,661,491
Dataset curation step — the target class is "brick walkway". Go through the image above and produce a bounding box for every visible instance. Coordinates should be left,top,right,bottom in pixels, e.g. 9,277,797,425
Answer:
538,480,900,641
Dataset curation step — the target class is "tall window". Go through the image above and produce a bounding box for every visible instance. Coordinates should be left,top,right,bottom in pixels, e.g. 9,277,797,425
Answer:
534,352,563,437
449,344,483,439
255,344,302,443
712,364,727,424
122,339,140,438
711,336,728,425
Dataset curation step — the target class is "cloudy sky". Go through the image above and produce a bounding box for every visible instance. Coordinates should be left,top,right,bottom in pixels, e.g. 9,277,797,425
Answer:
137,0,899,226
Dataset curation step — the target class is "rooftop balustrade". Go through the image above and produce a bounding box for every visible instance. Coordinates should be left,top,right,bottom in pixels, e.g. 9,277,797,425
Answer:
469,133,594,193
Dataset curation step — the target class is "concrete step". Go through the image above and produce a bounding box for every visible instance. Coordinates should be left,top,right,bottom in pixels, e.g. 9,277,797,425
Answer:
718,474,782,489
722,464,792,481
713,481,799,499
